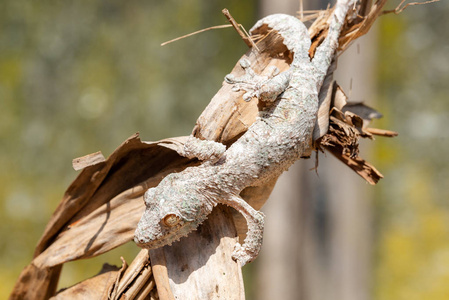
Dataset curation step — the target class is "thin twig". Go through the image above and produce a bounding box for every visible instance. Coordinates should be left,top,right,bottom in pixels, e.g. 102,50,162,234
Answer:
161,24,233,46
382,0,439,15
222,8,258,50
249,30,276,48
240,26,255,48
302,9,329,14
298,9,329,23
301,12,322,23
364,128,398,137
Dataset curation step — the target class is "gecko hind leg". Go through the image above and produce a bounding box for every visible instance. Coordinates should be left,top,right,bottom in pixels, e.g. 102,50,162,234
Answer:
221,194,265,266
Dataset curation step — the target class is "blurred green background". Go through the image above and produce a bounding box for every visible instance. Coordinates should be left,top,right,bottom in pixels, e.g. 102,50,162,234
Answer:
375,1,449,298
1,0,448,299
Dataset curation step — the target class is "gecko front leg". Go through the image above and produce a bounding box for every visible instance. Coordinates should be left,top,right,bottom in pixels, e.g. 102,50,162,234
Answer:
225,58,291,102
177,135,226,162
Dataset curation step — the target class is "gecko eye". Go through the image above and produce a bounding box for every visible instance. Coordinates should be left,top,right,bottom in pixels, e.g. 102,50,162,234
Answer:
162,214,181,227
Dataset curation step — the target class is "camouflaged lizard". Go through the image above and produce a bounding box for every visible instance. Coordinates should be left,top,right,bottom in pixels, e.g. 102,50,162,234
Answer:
134,0,355,266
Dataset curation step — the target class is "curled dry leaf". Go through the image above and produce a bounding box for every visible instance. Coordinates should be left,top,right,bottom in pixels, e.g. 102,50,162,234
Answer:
11,134,196,299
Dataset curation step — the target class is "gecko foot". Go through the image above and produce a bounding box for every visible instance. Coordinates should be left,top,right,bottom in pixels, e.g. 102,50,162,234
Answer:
225,58,288,102
232,242,258,266
225,59,282,102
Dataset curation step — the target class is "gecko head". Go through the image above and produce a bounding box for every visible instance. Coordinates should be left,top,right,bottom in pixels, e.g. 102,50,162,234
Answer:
134,172,214,249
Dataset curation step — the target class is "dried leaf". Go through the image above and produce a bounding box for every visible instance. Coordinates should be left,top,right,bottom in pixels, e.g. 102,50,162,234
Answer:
12,134,196,299
343,103,383,125
51,264,123,300
72,151,106,171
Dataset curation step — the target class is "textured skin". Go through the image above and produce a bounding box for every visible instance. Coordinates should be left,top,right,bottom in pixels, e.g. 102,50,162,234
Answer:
135,0,354,266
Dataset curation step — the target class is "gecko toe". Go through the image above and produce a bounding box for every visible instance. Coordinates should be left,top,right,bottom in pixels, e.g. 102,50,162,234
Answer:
225,74,236,83
239,58,251,69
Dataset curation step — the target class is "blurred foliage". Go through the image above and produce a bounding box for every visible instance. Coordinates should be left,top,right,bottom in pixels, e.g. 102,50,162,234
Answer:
0,0,256,297
374,1,449,299
2,0,449,298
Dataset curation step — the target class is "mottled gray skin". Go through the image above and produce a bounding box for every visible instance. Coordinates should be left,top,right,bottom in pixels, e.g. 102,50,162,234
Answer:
135,1,354,266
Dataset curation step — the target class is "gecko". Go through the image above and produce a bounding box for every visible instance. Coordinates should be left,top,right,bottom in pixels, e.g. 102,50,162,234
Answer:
134,0,355,266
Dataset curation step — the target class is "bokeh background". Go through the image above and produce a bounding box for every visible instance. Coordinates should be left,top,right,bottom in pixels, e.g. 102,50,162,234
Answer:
1,0,448,299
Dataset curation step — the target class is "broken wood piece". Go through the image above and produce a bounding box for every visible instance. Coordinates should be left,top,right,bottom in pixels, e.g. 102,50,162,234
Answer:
149,249,175,300
364,127,398,137
108,250,156,299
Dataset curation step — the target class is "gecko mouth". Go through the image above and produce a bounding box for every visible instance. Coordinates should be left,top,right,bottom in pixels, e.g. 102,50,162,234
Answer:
134,220,199,249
